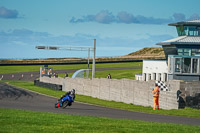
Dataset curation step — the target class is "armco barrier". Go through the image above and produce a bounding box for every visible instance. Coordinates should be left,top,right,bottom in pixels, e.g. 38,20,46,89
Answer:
34,80,62,91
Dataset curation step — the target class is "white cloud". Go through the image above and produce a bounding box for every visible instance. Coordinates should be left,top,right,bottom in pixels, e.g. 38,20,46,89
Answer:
70,11,200,25
0,6,18,19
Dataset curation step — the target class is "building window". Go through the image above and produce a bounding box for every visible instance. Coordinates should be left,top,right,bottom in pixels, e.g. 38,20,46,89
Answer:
192,58,198,73
178,48,191,56
177,49,183,55
182,58,191,73
175,57,191,73
187,26,196,36
172,57,199,74
176,26,200,36
192,49,200,56
176,26,185,36
175,58,182,73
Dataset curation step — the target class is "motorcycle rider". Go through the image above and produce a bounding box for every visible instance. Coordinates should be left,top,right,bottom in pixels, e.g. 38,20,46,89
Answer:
59,89,75,106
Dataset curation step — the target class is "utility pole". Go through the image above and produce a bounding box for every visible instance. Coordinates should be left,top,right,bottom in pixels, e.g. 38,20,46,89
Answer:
92,39,96,79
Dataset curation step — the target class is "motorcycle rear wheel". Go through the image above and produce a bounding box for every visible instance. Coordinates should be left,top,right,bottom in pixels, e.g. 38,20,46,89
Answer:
62,101,69,109
55,103,58,108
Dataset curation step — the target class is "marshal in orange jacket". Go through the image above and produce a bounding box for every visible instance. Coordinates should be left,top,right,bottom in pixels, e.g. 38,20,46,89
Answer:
152,86,160,110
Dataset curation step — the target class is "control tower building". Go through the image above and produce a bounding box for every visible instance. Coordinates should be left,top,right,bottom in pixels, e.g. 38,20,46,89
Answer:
142,20,200,81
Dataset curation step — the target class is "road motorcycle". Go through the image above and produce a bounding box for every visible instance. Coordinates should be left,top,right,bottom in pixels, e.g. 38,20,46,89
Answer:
55,95,73,108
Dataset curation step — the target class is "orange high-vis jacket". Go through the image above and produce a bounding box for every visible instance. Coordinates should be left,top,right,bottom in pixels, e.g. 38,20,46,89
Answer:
42,70,45,74
152,86,160,97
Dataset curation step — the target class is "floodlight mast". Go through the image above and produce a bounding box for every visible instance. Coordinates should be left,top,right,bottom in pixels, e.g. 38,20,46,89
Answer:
92,39,96,79
35,39,96,79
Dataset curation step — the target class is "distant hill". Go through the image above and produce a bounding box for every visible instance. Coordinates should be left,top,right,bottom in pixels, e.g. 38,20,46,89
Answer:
95,47,165,61
127,47,165,57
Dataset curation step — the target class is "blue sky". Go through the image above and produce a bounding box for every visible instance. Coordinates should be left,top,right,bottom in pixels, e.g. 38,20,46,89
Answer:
0,0,200,59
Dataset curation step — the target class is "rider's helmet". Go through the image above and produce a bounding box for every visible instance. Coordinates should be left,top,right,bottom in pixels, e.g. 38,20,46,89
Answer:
71,89,75,94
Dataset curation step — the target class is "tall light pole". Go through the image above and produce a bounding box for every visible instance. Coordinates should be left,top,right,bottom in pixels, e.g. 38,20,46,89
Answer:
92,39,96,79
35,39,96,79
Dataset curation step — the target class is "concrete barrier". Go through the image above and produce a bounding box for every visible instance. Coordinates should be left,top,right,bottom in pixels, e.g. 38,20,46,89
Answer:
39,76,200,109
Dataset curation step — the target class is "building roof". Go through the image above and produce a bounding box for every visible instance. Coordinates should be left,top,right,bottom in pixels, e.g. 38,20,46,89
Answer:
156,36,200,46
168,19,200,26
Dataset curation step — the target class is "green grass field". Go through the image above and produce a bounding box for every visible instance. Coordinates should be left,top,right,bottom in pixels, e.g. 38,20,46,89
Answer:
58,69,142,79
0,62,142,74
0,108,200,133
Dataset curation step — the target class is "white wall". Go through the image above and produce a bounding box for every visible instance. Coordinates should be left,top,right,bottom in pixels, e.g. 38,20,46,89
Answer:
143,60,168,73
142,60,168,81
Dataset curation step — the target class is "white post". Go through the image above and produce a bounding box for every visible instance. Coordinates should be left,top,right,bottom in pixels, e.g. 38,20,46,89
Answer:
142,73,146,81
146,73,150,81
87,48,90,78
88,48,90,69
156,73,158,81
92,39,96,79
162,73,167,81
151,73,155,80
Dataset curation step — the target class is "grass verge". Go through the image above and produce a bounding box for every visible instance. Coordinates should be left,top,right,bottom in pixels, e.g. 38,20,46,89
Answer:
0,62,142,74
3,80,200,118
0,108,199,133
58,69,142,79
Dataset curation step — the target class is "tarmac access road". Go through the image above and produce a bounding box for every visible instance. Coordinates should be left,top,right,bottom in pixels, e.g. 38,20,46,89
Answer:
0,66,142,81
0,82,200,126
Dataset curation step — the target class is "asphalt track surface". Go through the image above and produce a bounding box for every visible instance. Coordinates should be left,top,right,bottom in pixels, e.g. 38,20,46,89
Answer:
0,82,200,126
